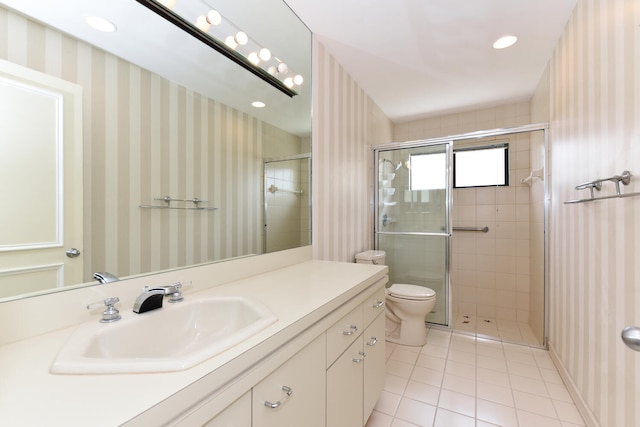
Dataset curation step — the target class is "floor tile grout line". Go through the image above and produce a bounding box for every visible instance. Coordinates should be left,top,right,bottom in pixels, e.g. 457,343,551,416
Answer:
374,331,585,427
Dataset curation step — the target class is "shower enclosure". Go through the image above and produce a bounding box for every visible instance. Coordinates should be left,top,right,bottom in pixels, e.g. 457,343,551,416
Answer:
263,155,311,253
374,142,452,327
374,125,548,347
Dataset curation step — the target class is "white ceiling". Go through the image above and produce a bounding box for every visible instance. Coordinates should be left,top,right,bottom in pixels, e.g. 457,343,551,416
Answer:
285,0,578,123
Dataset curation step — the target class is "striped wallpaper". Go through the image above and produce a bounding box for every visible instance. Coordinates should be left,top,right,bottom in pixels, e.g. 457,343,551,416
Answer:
2,3,638,424
0,6,308,284
548,0,639,425
312,38,393,262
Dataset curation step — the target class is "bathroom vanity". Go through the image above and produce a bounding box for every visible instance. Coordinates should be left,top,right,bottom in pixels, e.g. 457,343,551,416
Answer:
0,252,387,426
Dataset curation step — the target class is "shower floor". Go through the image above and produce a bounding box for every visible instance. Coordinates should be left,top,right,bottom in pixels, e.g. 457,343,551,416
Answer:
452,313,540,346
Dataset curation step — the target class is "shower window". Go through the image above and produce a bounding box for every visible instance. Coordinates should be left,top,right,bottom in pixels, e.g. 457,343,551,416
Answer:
410,152,446,191
453,144,509,188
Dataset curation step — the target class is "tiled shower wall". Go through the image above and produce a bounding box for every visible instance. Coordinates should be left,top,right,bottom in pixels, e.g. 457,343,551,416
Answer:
393,104,543,342
263,124,310,253
452,132,535,338
264,158,310,253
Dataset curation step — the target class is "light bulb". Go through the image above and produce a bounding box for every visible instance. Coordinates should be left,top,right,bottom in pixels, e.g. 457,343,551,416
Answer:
206,10,221,26
293,75,304,85
225,36,238,49
259,48,271,61
277,62,288,74
268,66,278,76
235,31,248,45
252,101,266,108
195,15,210,32
248,52,260,65
283,77,294,88
493,35,518,49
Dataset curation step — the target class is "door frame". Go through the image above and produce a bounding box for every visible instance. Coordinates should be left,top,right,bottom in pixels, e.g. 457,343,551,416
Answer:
373,140,453,327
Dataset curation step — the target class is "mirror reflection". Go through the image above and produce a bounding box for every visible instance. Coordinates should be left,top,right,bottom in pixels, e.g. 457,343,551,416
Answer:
0,0,312,301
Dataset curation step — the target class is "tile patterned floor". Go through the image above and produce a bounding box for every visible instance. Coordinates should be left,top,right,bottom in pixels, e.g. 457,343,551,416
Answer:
452,314,540,346
366,329,585,427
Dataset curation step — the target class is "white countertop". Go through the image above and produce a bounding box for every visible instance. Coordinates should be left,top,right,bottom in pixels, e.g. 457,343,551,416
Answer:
0,260,387,426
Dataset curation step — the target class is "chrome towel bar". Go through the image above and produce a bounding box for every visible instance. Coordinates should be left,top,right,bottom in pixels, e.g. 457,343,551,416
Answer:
564,170,639,204
139,195,218,211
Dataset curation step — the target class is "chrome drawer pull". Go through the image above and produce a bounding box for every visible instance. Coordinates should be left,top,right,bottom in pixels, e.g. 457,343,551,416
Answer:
352,351,366,363
264,385,293,409
342,325,358,336
366,336,379,346
372,300,384,308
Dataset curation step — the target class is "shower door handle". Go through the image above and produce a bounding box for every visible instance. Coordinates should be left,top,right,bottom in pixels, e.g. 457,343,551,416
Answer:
621,326,640,351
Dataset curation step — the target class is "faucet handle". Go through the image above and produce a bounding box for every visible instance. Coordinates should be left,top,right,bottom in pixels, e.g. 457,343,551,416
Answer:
87,297,122,323
143,282,184,303
168,282,184,303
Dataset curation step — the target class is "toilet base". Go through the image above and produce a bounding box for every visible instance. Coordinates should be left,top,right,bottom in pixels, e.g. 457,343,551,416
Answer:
385,315,428,346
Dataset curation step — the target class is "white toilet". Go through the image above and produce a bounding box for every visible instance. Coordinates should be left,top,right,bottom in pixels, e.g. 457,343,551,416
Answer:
355,250,437,346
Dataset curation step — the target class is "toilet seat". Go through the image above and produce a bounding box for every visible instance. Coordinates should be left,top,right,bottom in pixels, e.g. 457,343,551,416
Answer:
387,284,436,301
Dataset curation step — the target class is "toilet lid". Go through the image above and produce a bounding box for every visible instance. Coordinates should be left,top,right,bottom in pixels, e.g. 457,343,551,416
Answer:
387,284,436,300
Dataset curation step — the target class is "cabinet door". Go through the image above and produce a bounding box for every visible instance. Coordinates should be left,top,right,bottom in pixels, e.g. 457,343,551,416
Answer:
326,335,364,427
363,312,386,421
203,391,251,427
252,335,325,427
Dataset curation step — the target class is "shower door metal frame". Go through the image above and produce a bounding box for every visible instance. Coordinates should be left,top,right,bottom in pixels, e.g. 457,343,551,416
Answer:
262,153,312,254
373,140,454,328
372,123,550,348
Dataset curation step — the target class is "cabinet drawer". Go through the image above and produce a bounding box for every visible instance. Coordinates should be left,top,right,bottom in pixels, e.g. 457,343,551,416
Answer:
326,304,363,368
363,284,386,327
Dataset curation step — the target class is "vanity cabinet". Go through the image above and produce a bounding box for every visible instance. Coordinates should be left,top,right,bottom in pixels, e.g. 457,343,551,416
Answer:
252,335,325,427
204,392,251,427
363,312,386,419
326,287,386,427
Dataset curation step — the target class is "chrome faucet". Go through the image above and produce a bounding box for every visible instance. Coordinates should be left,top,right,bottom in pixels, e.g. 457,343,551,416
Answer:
133,282,184,314
93,272,119,284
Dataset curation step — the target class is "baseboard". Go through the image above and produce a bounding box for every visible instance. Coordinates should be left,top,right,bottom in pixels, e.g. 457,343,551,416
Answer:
548,341,600,427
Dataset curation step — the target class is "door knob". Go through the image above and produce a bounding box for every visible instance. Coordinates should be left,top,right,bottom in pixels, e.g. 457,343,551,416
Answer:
66,248,81,258
621,326,640,351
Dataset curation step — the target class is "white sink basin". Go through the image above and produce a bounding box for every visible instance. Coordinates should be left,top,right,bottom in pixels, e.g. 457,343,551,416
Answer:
51,296,278,374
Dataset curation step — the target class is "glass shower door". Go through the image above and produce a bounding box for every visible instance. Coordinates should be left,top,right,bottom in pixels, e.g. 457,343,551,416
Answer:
375,142,452,326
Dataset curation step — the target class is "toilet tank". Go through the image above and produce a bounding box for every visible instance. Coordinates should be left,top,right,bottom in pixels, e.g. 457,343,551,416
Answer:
355,250,386,265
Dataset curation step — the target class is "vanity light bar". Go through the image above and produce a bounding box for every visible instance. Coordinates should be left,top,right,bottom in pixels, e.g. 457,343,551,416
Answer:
134,0,298,97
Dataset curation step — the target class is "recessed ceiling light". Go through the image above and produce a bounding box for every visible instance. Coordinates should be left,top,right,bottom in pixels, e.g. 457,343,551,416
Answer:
252,101,266,108
493,35,517,49
85,15,117,33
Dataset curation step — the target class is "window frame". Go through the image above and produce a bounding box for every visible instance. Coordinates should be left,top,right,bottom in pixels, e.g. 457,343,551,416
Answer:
453,143,509,188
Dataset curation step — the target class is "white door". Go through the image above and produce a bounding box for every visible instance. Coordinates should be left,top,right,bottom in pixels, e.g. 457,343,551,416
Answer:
0,59,83,299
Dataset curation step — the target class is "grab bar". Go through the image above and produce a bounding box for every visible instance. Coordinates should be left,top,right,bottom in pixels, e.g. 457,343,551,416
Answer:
453,226,489,233
267,184,303,195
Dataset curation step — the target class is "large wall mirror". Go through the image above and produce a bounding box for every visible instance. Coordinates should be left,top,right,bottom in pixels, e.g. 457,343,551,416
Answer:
0,0,312,301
